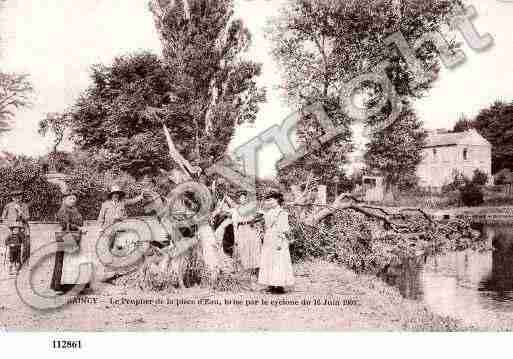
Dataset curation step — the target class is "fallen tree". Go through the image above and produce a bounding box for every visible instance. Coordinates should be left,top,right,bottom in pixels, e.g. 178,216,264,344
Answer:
111,178,486,292
283,186,486,275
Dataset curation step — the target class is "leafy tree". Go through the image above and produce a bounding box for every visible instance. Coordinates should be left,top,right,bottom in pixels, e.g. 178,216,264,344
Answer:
268,0,461,189
0,159,62,221
471,168,488,186
38,112,75,172
267,1,354,188
69,0,264,178
149,0,265,166
0,72,33,133
37,151,75,173
452,113,474,133
277,97,353,197
494,168,513,186
454,101,513,174
459,182,484,207
38,112,71,153
68,53,171,176
364,102,426,191
64,0,267,286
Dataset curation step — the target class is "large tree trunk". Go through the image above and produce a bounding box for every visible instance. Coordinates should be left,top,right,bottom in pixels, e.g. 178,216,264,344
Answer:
136,223,220,291
292,186,431,234
197,223,220,283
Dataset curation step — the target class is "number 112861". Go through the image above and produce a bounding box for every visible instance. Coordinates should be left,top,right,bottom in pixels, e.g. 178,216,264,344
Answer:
52,340,82,349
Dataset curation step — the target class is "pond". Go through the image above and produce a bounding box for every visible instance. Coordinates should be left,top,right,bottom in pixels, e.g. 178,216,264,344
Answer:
383,224,513,328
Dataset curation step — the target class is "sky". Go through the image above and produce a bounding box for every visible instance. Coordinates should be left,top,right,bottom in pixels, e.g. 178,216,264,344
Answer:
0,0,512,178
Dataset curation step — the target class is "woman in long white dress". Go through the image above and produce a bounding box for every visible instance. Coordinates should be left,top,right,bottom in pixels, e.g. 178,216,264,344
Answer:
258,190,294,294
230,191,262,276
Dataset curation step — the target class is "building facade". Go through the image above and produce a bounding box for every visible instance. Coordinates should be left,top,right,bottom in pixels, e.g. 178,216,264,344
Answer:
417,129,492,189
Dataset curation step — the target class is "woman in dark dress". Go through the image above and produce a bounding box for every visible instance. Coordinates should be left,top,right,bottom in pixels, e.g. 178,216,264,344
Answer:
51,192,84,293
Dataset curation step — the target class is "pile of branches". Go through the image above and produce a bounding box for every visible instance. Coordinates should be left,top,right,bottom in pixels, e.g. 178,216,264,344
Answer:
287,194,488,275
111,186,488,291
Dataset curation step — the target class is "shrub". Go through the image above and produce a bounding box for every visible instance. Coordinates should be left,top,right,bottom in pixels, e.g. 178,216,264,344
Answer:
494,169,513,186
65,168,149,220
40,151,74,173
0,160,62,221
471,169,488,186
289,210,375,266
65,167,106,220
459,182,484,207
288,206,487,276
442,170,467,193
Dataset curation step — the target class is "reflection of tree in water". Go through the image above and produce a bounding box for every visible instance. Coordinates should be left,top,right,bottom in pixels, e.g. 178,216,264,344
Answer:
479,228,513,300
380,256,424,300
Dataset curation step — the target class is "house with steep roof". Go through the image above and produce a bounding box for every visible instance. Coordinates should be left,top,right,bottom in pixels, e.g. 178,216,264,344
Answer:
416,129,492,190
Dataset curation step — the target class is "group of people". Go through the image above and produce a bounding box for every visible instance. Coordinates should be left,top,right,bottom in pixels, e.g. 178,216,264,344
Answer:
51,183,153,294
1,175,296,295
2,190,30,274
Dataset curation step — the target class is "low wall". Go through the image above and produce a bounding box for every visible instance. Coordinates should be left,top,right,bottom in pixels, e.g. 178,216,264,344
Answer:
1,217,168,248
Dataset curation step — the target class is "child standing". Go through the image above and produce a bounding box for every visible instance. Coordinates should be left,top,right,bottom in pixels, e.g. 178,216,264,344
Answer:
5,222,24,274
2,189,30,265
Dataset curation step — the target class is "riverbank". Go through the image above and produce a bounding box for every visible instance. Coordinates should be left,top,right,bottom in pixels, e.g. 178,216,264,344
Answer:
0,260,474,331
428,206,513,224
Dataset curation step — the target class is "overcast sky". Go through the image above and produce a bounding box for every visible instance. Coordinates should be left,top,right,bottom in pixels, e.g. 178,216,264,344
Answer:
0,0,512,177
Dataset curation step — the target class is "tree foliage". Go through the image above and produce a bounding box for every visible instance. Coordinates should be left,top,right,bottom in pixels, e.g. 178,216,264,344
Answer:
68,0,264,178
0,72,33,132
268,0,461,188
452,100,513,174
277,97,353,194
269,0,461,103
38,112,71,153
69,53,173,177
364,102,426,190
149,0,265,165
452,113,474,133
471,168,488,186
0,158,62,221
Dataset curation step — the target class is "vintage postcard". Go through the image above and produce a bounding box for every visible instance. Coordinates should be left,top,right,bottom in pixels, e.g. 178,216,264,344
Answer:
0,0,512,338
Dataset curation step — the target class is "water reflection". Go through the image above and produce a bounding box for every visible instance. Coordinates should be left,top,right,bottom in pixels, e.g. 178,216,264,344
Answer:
479,227,513,302
380,257,424,300
383,224,513,327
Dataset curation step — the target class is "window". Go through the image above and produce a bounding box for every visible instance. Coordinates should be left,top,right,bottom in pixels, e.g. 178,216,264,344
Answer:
433,149,438,161
463,148,468,161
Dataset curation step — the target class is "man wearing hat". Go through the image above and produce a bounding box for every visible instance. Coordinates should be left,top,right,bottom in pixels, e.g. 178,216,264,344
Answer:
2,189,30,266
97,185,144,230
2,189,29,224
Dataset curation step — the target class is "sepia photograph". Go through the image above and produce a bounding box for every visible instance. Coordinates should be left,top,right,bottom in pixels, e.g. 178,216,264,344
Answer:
0,0,513,340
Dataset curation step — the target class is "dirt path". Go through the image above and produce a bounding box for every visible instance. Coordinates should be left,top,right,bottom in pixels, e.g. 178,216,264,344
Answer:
0,258,470,331
0,223,472,331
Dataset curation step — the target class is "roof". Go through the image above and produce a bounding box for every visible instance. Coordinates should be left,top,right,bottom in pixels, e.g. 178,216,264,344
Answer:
424,129,491,148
